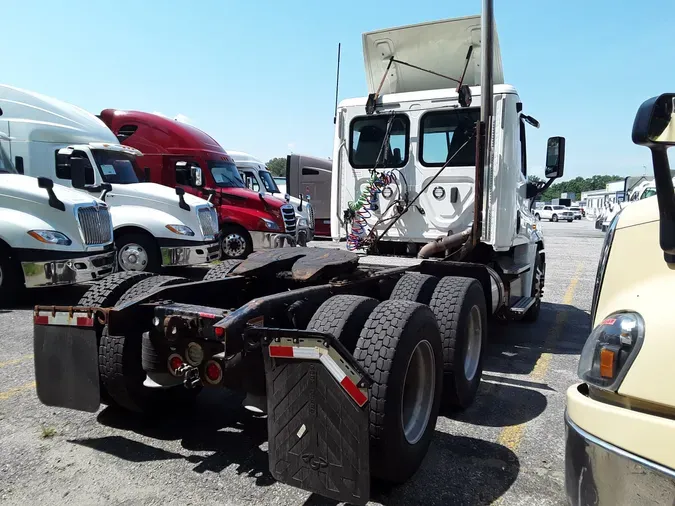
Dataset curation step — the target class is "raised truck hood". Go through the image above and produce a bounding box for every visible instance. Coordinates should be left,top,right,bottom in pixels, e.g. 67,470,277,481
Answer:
362,15,504,95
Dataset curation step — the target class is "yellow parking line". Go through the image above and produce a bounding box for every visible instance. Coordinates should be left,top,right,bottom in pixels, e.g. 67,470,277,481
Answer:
0,381,36,400
497,263,583,454
0,354,33,369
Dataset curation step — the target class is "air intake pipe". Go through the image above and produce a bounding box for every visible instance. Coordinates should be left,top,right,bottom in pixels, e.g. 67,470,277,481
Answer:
417,226,472,259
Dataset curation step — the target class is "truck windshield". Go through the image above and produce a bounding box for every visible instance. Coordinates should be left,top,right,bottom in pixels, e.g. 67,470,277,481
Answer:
259,170,280,193
642,188,657,199
208,160,245,188
91,150,141,184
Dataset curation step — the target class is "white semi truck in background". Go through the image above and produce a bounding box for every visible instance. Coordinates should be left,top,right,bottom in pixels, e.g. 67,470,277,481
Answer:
227,150,315,245
0,85,220,273
0,143,114,302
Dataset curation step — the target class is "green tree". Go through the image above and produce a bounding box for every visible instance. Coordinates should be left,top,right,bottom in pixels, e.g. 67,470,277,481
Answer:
266,157,287,177
539,175,622,202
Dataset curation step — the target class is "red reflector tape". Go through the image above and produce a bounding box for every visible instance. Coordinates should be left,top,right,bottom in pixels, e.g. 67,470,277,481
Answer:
269,345,294,358
34,315,49,325
340,376,368,407
76,317,94,327
601,318,617,326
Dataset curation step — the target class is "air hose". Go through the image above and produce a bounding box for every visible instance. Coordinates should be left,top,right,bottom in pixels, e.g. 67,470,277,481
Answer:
346,170,398,251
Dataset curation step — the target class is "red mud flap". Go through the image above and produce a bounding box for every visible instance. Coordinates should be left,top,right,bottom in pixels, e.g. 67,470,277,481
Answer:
33,309,101,412
254,328,372,505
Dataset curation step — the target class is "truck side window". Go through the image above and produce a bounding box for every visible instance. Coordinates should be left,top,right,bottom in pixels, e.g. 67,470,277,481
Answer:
175,162,192,186
243,172,259,191
55,150,94,184
419,108,480,167
302,168,320,176
350,114,409,168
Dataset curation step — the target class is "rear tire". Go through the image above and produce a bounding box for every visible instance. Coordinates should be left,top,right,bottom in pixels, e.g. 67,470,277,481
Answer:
0,246,22,307
99,326,200,414
389,273,439,305
429,276,487,410
306,295,379,353
77,271,155,307
355,300,443,483
116,275,187,306
203,259,243,280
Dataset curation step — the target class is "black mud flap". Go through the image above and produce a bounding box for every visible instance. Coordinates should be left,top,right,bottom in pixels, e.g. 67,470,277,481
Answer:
34,325,100,412
261,331,371,505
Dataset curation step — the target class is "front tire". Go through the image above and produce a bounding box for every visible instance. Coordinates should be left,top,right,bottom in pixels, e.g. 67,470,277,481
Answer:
0,246,22,307
115,233,161,273
221,225,253,259
429,276,487,410
355,300,443,483
534,213,540,221
551,214,558,222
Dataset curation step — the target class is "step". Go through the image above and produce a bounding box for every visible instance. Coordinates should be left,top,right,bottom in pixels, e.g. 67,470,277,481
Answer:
497,258,530,275
509,296,536,314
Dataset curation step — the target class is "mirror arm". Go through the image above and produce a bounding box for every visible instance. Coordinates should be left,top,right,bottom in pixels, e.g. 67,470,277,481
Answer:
528,178,556,211
297,193,303,212
175,187,190,211
651,147,675,261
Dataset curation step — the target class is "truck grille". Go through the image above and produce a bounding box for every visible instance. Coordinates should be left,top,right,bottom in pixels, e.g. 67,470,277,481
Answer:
77,205,112,245
306,203,315,229
281,204,297,233
198,207,219,238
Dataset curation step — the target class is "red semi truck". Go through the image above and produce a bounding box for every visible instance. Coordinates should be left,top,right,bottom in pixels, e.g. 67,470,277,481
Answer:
98,109,298,259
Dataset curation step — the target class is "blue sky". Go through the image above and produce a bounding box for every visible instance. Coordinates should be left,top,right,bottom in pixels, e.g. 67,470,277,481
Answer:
3,0,674,179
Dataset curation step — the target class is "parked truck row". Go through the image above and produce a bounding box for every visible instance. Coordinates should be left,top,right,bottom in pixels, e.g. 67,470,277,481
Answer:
33,10,568,504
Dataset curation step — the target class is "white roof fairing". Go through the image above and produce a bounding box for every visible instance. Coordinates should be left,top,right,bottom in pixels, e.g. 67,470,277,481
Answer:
0,84,118,144
362,15,504,95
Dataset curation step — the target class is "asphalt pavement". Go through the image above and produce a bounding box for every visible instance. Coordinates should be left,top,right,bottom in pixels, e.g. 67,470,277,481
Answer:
0,218,605,506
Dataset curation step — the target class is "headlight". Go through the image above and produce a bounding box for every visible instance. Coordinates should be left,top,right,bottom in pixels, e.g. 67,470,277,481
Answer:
298,218,308,227
578,311,644,391
590,210,621,324
260,218,280,231
27,230,72,246
165,224,195,236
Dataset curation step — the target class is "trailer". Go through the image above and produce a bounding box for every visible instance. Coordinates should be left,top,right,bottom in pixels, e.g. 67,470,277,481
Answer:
32,3,566,503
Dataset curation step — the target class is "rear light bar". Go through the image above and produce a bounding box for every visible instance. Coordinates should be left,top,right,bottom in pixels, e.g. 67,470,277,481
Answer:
268,338,369,408
33,311,94,327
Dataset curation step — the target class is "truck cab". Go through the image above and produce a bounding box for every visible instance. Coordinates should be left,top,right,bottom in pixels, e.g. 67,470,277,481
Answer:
565,93,675,505
226,150,314,245
98,110,298,258
0,85,220,272
0,146,114,302
285,154,332,238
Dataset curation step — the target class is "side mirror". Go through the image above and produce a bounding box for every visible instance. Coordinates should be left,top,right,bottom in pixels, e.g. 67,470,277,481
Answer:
190,165,203,187
305,194,311,202
544,137,565,179
632,93,675,146
632,93,675,261
70,157,88,189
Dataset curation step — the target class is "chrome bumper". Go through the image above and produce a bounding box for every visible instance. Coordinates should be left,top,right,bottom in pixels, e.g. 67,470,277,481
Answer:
160,241,220,267
22,251,115,288
250,231,298,250
565,413,675,505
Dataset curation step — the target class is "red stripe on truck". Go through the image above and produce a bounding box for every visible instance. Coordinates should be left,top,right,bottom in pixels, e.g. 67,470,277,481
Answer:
34,315,49,325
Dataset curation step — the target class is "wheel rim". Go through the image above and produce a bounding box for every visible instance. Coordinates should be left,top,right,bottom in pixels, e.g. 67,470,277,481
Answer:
464,305,482,381
118,243,148,271
222,233,246,257
400,340,436,445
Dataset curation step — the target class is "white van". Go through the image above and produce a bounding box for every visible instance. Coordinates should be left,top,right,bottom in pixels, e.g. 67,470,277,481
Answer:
0,85,219,272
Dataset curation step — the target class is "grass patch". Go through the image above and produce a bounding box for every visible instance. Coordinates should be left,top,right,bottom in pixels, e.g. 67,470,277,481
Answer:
40,425,57,439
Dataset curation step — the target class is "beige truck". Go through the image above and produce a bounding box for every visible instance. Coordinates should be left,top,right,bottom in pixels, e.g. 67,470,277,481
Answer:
565,93,675,504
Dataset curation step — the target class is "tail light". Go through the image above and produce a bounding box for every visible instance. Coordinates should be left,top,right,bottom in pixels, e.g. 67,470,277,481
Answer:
204,360,223,385
168,354,184,376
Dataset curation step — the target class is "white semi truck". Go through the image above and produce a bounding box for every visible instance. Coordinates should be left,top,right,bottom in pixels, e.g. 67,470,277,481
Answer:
226,150,315,245
0,144,114,302
31,5,566,505
0,85,220,273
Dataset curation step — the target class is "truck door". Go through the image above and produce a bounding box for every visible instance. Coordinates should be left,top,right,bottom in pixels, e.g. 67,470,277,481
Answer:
167,156,204,199
0,120,12,172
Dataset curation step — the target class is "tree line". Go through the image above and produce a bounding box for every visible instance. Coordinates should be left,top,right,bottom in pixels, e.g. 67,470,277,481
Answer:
528,175,623,202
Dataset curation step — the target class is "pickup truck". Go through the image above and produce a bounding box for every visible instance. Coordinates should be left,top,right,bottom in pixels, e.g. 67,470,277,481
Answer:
534,205,574,222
